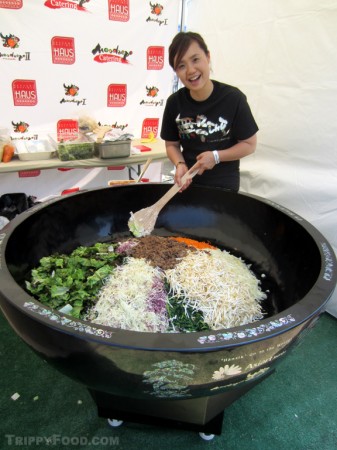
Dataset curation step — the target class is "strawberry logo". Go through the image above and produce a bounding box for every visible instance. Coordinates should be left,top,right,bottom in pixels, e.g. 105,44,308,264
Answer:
12,121,29,133
0,33,20,48
150,2,163,15
146,86,159,97
63,83,79,96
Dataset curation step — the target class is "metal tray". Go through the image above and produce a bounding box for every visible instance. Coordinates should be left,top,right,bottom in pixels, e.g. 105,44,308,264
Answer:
95,140,131,159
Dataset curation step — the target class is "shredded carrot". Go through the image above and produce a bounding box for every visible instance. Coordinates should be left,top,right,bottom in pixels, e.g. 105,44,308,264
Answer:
170,237,217,250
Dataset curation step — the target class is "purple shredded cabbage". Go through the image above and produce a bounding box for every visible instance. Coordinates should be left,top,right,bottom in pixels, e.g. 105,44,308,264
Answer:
147,276,167,316
115,240,138,254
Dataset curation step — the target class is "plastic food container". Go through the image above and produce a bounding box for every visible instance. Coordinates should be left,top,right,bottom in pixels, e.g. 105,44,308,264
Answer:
16,139,55,161
18,151,55,161
58,140,94,161
49,135,95,161
95,140,131,159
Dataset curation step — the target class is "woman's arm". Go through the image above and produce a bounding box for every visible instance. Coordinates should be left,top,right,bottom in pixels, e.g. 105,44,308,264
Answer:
196,133,257,173
165,140,184,166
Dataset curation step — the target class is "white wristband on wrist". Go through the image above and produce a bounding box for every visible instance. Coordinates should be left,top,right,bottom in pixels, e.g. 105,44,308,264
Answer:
212,150,220,164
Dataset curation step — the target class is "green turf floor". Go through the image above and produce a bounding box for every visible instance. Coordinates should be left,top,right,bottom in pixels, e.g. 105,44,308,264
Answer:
0,310,336,450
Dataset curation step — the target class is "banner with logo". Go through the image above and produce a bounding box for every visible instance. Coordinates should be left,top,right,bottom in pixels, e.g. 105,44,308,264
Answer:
0,0,181,142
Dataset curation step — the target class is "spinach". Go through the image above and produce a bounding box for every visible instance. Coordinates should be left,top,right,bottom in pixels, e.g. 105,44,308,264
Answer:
58,142,94,160
166,291,210,333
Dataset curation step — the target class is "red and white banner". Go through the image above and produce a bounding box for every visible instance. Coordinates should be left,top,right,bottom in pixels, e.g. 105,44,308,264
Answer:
0,0,181,141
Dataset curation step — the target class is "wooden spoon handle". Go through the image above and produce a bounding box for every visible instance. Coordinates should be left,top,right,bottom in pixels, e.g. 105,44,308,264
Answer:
156,163,199,208
136,158,153,182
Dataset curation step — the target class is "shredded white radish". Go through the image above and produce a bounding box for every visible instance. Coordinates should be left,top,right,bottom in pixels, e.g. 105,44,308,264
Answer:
165,249,266,330
90,257,168,332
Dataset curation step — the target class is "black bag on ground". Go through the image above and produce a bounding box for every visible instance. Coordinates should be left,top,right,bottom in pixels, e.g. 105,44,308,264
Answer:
0,193,38,220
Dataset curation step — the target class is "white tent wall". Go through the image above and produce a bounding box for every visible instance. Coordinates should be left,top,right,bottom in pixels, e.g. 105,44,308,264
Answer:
183,0,337,317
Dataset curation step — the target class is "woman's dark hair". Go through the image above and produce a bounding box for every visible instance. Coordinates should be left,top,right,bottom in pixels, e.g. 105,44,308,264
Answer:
168,31,209,70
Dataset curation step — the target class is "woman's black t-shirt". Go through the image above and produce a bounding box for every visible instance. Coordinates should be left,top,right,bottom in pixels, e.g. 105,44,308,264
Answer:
160,80,258,191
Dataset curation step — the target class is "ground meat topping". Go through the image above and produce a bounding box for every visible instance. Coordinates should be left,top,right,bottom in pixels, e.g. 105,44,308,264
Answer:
129,235,191,270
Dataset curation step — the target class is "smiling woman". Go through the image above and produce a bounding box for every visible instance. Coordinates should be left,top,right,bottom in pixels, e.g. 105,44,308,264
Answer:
161,31,258,192
173,40,213,100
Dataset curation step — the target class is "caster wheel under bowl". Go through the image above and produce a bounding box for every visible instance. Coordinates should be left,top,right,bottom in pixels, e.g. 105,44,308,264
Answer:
108,419,124,427
199,432,215,441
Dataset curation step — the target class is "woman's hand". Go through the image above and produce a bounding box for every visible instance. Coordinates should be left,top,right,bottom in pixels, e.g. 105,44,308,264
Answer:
174,163,192,192
196,151,217,174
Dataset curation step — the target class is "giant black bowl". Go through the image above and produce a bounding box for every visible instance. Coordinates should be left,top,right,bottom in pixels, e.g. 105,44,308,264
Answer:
0,185,336,430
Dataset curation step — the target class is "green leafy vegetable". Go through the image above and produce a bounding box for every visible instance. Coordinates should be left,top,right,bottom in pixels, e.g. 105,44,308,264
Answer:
58,142,94,161
166,290,210,333
128,212,146,238
26,243,119,318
